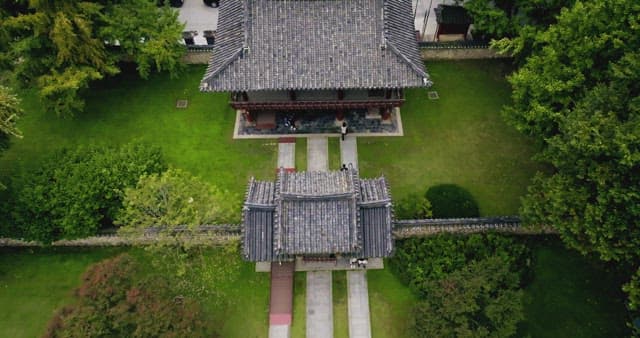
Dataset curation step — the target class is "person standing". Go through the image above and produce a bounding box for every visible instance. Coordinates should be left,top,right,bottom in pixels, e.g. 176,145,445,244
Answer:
340,122,348,141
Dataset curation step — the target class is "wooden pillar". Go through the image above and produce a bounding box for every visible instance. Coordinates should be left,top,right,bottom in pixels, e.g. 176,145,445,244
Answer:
382,107,391,120
242,91,249,102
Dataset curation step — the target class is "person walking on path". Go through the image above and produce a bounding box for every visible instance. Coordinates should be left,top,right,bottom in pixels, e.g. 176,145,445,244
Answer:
340,122,348,141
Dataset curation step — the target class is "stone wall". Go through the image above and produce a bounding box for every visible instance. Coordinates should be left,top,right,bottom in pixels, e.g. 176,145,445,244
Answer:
183,51,211,64
183,46,510,65
420,47,510,60
0,218,557,247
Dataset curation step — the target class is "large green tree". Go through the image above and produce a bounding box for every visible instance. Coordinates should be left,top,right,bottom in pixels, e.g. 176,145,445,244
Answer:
2,0,185,117
0,85,22,151
504,0,640,264
7,142,166,242
411,257,524,338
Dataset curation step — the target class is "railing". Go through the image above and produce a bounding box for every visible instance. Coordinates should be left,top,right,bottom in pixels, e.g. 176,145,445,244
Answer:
231,99,405,111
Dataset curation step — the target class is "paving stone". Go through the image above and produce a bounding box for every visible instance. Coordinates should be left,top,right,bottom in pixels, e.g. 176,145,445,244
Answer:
307,271,333,338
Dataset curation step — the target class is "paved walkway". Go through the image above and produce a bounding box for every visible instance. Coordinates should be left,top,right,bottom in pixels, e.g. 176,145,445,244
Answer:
307,137,328,171
278,140,296,169
347,271,372,338
340,136,358,170
307,271,334,338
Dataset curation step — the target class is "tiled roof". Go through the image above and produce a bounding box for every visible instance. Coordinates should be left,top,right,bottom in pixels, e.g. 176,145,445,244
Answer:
435,5,473,25
201,0,430,92
242,170,394,261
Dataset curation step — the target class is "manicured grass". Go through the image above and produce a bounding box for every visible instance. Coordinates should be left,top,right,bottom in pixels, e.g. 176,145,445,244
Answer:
518,238,628,337
295,138,307,171
359,60,542,215
328,137,341,171
291,272,307,337
333,271,349,338
0,247,123,338
0,65,276,195
206,259,270,338
367,268,415,338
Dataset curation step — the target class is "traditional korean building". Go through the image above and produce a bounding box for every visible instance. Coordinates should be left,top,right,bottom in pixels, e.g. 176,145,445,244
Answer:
200,0,430,124
242,170,393,262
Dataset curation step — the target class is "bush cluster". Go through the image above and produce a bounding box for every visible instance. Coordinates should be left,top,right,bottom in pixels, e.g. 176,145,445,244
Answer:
391,234,531,337
44,254,214,337
3,142,166,243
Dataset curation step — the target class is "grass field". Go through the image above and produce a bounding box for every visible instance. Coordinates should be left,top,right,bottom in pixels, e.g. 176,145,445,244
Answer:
0,65,276,195
359,60,542,216
0,247,123,338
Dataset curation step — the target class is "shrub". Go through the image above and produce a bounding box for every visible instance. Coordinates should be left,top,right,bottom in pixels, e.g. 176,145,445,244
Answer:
395,192,433,219
391,234,531,294
9,142,166,242
425,184,479,218
411,257,524,338
44,254,214,338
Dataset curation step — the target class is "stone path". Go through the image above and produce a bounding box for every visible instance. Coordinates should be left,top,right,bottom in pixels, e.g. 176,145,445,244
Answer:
340,136,358,170
307,271,334,338
307,137,328,171
347,271,372,338
278,140,296,169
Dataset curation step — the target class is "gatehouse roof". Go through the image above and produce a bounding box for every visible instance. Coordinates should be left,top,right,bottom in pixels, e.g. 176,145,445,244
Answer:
242,170,394,261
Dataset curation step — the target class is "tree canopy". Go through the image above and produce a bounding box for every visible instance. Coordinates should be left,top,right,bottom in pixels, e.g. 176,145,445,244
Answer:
1,0,185,117
504,0,640,264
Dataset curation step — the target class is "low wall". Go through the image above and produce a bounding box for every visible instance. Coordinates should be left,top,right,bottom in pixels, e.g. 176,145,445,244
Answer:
420,47,509,60
183,51,211,64
0,218,556,247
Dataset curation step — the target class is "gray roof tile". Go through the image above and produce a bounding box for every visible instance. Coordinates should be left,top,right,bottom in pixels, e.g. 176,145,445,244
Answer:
201,0,429,92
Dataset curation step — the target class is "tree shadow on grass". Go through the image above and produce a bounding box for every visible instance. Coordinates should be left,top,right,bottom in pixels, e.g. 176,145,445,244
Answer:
425,184,479,218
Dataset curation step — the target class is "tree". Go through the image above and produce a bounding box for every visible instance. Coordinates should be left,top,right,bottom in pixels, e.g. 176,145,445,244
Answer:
1,0,185,117
411,257,524,338
0,85,22,151
504,0,640,264
44,254,215,338
462,0,574,61
117,168,238,232
9,142,166,242
395,192,432,219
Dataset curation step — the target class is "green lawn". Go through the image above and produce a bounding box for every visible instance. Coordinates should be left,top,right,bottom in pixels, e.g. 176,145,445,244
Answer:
0,65,276,195
359,60,542,215
291,272,307,337
518,238,628,337
367,268,416,338
0,247,123,338
333,271,349,338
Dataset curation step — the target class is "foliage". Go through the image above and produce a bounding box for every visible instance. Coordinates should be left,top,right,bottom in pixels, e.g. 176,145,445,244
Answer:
391,234,530,292
624,267,640,335
425,184,479,218
463,0,574,61
394,192,432,219
504,0,640,264
117,168,238,232
392,234,529,337
8,142,166,242
411,257,524,338
0,84,22,154
1,0,185,117
43,254,214,338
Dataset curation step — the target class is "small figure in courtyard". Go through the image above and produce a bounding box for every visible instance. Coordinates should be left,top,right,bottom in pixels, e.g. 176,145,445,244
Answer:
340,122,348,141
350,258,357,269
341,164,348,171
